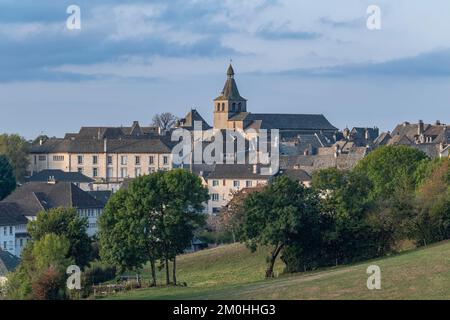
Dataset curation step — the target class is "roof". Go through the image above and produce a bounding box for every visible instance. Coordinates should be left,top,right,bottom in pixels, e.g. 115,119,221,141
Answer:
214,64,246,101
28,170,94,183
0,249,20,276
30,137,172,154
229,113,337,131
280,169,312,182
0,203,28,226
87,191,112,205
2,182,104,217
178,109,212,130
207,164,273,180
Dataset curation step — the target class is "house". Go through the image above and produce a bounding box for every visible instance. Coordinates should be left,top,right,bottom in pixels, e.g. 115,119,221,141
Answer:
280,169,312,187
382,120,450,158
0,203,29,257
29,121,174,191
1,181,106,250
205,164,271,214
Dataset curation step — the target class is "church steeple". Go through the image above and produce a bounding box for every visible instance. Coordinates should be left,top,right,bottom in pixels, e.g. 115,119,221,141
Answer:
213,64,248,129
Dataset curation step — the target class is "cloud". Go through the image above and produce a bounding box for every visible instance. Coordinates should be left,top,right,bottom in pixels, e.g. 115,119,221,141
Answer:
276,49,450,78
256,23,320,40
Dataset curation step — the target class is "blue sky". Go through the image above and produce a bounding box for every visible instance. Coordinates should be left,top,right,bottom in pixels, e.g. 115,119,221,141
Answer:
1,0,450,139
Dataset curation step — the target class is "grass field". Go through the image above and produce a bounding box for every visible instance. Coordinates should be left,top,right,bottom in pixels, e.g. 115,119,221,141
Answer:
106,241,450,300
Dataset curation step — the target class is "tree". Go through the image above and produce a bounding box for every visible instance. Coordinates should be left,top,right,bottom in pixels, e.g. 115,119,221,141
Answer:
354,145,427,201
159,169,209,285
0,134,30,182
7,234,73,300
152,112,178,133
239,176,322,278
99,184,160,286
99,169,208,286
0,155,16,200
28,208,92,268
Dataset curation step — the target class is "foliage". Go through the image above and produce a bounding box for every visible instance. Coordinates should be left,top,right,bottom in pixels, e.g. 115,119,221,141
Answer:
354,145,428,201
28,208,92,268
0,155,16,200
99,169,208,286
238,176,323,277
0,134,30,182
7,234,73,300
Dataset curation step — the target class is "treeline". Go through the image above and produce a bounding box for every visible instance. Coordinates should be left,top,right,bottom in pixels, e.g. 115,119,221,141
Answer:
221,146,450,276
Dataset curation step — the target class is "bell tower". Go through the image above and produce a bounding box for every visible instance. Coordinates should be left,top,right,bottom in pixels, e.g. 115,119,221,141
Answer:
213,64,247,129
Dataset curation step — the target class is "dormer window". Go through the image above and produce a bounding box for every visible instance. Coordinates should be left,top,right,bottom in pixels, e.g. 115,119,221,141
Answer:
238,102,242,111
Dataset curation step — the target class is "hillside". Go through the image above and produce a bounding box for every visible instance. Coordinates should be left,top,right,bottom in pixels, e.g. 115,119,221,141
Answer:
107,241,450,300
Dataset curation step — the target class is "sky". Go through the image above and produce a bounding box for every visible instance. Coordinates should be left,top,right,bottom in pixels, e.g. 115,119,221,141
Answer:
1,0,450,139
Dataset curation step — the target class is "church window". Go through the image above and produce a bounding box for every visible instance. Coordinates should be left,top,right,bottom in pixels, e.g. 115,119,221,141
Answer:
238,102,242,111
232,103,236,111
221,103,225,111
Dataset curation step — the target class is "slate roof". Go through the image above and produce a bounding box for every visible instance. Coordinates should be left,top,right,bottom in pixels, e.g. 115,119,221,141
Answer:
2,182,104,218
280,169,312,182
178,109,212,130
214,64,246,101
30,137,172,154
0,203,28,226
87,191,112,205
28,170,94,183
207,164,273,180
229,113,337,131
0,249,20,276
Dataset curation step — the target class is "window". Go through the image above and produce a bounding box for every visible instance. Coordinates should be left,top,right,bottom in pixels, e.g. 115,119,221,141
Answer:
233,180,240,188
246,180,253,188
135,156,141,165
20,239,23,247
238,102,242,111
120,167,128,178
3,227,6,236
163,156,168,165
9,226,13,235
34,155,37,165
107,167,113,178
77,167,83,173
211,193,219,202
38,155,46,161
3,242,6,249
77,155,83,165
53,155,64,161
135,167,141,177
148,167,155,174
121,155,128,165
107,156,113,165
221,103,225,111
232,102,236,111
212,180,219,187
93,168,98,177
149,156,154,165
93,155,98,165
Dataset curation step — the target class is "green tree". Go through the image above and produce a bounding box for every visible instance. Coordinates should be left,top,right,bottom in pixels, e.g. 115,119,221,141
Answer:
0,134,30,182
7,234,73,300
239,176,322,278
28,208,92,268
354,145,427,201
99,169,208,286
0,155,16,200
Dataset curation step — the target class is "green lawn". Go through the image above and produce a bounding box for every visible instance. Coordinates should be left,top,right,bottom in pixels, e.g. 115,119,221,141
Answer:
105,241,450,300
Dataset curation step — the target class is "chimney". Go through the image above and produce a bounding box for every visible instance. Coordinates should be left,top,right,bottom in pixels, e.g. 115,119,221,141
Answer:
365,128,370,140
418,120,424,135
436,120,441,126
103,138,107,153
39,138,43,146
47,176,56,185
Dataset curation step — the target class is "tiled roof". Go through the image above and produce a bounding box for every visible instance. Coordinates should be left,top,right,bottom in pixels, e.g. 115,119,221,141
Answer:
280,169,312,182
178,109,212,130
28,170,94,183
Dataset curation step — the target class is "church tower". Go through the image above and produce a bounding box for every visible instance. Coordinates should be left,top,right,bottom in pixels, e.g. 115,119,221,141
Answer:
213,64,247,129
